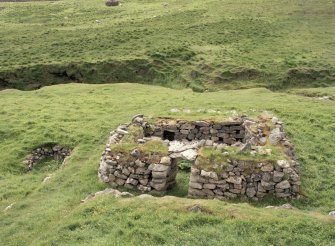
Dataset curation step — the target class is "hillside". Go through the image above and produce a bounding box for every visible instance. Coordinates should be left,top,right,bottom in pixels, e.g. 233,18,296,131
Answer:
0,0,335,90
0,84,334,245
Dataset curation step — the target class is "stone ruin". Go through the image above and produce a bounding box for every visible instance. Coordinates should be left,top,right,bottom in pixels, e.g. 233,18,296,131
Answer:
98,113,301,200
23,144,71,171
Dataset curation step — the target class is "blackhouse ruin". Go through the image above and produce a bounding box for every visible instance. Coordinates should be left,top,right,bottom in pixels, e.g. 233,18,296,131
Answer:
98,113,300,200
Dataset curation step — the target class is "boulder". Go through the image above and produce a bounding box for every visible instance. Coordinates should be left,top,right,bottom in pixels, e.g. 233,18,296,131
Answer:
105,0,119,7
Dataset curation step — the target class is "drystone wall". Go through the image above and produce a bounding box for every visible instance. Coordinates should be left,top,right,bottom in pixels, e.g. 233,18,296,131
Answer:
24,145,71,170
145,119,245,144
99,114,300,199
189,159,300,200
98,121,178,194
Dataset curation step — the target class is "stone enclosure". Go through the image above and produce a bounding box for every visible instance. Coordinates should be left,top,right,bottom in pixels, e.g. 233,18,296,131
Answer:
98,114,300,200
23,144,71,171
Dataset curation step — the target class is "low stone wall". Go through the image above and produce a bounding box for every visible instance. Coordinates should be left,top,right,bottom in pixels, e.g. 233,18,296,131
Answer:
145,119,245,144
189,159,300,200
24,145,71,170
98,124,177,194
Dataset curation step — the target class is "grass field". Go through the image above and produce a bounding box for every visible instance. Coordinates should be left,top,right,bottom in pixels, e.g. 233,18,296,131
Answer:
0,0,334,90
1,0,335,245
0,83,334,245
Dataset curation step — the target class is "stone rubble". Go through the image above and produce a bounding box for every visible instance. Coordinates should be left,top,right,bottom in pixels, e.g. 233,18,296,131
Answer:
23,145,71,171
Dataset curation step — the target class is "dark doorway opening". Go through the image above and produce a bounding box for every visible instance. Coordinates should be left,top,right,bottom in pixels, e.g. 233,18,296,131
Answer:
163,130,175,141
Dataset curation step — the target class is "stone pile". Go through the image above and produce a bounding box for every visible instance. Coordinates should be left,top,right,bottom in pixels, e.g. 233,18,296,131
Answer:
23,145,71,170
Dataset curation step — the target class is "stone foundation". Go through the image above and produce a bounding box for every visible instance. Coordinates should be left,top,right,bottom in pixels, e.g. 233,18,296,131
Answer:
24,144,71,171
98,114,300,199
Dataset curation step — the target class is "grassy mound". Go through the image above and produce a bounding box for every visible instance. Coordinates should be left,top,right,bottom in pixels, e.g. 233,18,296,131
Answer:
0,83,334,245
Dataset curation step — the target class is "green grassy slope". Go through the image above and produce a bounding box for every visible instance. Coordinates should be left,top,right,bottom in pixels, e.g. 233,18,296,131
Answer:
0,84,334,245
0,0,334,90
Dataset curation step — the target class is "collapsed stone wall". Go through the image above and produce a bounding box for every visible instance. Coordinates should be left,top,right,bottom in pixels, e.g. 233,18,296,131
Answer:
99,114,300,199
24,145,71,171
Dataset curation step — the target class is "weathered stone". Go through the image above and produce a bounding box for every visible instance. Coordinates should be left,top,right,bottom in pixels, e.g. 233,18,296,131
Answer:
226,176,242,185
261,180,275,190
126,178,138,186
115,178,125,186
276,180,291,189
328,211,335,217
205,140,214,146
188,188,206,198
114,171,127,180
152,164,170,172
191,167,200,175
202,189,214,196
152,171,168,179
189,182,203,189
262,172,272,182
194,121,210,127
223,192,237,198
151,181,167,191
213,189,224,195
135,167,146,174
261,163,274,172
139,178,149,185
181,149,197,161
277,160,290,168
116,129,128,135
269,129,283,145
273,171,285,182
246,187,256,197
203,183,216,189
160,156,171,165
